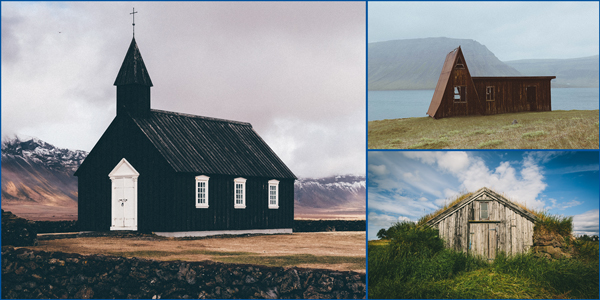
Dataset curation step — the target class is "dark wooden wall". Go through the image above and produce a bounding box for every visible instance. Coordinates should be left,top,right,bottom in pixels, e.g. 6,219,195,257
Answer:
77,115,294,232
473,77,552,115
436,66,480,118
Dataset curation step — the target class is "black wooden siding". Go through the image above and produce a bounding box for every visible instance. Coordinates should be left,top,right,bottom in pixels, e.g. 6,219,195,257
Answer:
77,115,294,232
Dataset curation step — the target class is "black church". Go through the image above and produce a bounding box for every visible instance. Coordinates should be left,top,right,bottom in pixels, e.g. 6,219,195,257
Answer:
74,38,296,237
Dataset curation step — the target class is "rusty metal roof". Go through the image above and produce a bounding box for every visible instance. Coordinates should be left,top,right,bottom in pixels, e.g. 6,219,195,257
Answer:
472,76,556,81
130,110,296,179
426,47,459,118
114,38,153,87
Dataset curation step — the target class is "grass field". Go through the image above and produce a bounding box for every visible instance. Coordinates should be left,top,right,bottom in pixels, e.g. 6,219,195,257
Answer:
368,221,599,299
368,110,599,149
27,232,366,273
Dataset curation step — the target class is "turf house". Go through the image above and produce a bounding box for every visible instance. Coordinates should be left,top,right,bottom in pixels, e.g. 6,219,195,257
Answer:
426,46,556,119
74,37,296,237
426,187,537,260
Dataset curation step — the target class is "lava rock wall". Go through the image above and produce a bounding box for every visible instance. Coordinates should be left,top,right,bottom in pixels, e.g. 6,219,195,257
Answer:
1,247,365,299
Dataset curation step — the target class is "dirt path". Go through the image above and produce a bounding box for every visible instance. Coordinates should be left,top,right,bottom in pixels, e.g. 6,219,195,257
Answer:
28,232,366,273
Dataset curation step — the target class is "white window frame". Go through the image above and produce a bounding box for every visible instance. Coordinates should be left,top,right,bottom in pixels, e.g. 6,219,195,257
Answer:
234,177,247,209
268,179,279,209
195,175,209,208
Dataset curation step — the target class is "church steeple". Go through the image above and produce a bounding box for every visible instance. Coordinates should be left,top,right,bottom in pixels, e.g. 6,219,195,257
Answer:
114,37,152,117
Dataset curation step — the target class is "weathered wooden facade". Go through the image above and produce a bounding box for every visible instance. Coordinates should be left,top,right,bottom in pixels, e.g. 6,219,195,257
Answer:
426,187,537,260
75,38,296,237
427,46,555,119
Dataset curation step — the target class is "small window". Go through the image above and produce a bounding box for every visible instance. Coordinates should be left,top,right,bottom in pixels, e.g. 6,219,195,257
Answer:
454,86,466,102
234,177,246,209
195,175,209,208
486,86,495,101
268,180,279,209
480,202,489,220
455,57,465,69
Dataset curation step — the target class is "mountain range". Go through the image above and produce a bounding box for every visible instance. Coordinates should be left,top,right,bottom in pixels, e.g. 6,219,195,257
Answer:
368,37,599,90
0,135,365,220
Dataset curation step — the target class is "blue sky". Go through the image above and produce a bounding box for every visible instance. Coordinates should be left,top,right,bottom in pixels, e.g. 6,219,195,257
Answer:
368,151,599,240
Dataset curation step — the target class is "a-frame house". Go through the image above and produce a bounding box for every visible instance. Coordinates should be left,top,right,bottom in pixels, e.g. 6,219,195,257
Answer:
426,187,537,260
75,37,297,237
427,46,555,119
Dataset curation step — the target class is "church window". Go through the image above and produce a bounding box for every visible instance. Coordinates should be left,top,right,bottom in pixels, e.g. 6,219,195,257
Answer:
234,177,247,209
268,180,279,209
195,175,209,208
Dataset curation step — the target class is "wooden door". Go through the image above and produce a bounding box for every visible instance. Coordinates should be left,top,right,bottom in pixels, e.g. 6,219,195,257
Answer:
469,223,498,261
112,177,137,229
527,86,537,111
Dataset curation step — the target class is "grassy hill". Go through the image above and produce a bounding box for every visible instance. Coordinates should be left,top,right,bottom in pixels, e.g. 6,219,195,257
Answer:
506,55,599,88
368,220,599,299
368,37,521,90
368,110,599,149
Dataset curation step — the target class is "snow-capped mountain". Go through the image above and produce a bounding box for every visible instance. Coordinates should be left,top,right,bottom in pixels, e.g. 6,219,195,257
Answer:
1,135,366,219
1,135,87,206
295,175,366,218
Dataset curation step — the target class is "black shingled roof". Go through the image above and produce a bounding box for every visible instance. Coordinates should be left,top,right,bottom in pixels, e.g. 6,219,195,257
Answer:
131,109,297,179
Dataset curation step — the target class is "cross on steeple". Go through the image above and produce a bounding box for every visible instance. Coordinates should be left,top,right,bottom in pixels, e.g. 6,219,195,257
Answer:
130,8,138,37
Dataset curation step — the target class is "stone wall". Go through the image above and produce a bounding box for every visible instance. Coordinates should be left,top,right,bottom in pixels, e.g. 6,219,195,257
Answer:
1,247,365,299
31,220,366,234
532,230,574,259
1,210,37,247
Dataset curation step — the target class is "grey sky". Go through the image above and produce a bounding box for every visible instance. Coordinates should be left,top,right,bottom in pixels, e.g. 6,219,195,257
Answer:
369,1,599,61
1,2,366,178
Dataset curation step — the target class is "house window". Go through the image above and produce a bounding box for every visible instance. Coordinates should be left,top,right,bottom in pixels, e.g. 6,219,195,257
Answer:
454,86,466,102
195,175,209,208
455,57,465,69
480,202,489,220
234,177,246,209
486,86,495,101
268,179,279,209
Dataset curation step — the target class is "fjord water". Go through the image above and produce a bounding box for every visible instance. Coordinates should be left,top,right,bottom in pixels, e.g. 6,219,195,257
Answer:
368,88,600,121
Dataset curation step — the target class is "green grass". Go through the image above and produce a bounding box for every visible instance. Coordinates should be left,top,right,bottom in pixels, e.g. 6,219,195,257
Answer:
368,110,599,149
368,222,599,299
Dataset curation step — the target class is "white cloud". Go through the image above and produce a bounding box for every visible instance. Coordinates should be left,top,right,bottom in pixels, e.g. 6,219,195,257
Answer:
368,164,389,176
458,157,546,209
546,198,583,210
403,151,470,175
573,209,599,236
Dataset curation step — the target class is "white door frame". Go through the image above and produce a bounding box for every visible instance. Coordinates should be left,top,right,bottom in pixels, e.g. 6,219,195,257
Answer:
108,158,139,231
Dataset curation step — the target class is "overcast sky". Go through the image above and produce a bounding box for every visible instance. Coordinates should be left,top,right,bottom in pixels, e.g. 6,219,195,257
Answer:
368,151,600,240
368,1,599,61
1,2,366,178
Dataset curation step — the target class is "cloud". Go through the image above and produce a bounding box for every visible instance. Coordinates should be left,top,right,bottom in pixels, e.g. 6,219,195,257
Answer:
368,164,389,176
457,156,546,209
1,2,366,178
573,209,599,236
367,211,414,240
546,198,583,210
403,151,470,175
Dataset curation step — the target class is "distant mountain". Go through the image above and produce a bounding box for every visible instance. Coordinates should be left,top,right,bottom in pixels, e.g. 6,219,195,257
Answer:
1,135,365,220
505,55,599,88
1,135,86,207
294,175,365,219
368,37,521,90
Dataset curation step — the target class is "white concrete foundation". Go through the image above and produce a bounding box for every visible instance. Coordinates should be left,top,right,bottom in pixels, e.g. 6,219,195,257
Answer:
154,228,293,238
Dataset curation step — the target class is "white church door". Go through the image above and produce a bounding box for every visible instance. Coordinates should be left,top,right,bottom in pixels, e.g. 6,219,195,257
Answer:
109,158,139,231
